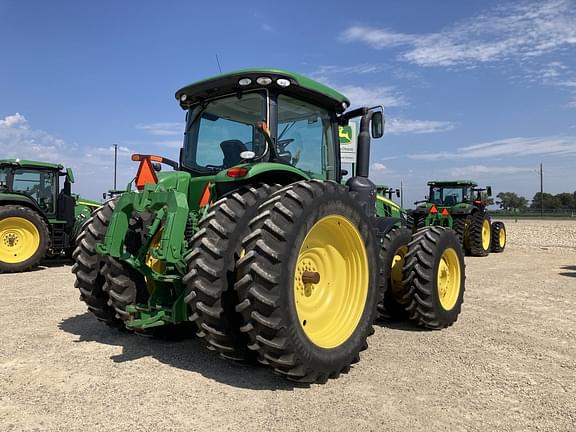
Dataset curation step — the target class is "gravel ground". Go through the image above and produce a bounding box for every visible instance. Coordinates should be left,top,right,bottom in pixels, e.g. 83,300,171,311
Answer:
0,219,575,432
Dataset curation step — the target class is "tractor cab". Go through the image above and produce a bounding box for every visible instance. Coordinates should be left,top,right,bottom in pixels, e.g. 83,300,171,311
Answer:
0,159,76,223
173,69,379,187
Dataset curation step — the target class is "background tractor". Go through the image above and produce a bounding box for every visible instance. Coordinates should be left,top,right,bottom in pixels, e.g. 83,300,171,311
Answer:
408,180,507,256
0,159,100,272
73,69,466,383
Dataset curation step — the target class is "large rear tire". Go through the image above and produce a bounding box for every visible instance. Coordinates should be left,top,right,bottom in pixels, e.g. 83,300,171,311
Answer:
183,183,279,360
377,226,412,320
452,215,469,251
490,221,506,253
406,212,425,234
469,212,491,257
235,180,379,383
0,205,49,273
402,227,465,329
71,199,123,328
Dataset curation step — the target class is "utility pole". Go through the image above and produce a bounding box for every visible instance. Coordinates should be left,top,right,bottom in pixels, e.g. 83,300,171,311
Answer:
540,163,543,218
113,144,118,190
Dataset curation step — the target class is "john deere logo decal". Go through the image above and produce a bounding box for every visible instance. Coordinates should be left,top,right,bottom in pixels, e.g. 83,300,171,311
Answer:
339,126,352,144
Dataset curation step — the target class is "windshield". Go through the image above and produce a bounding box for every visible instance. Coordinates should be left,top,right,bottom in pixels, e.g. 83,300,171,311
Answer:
429,186,472,206
181,91,268,173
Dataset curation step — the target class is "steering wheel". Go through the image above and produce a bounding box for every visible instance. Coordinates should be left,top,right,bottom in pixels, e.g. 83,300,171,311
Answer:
277,138,294,153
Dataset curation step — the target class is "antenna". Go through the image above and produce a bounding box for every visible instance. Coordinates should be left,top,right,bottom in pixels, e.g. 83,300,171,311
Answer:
215,54,222,74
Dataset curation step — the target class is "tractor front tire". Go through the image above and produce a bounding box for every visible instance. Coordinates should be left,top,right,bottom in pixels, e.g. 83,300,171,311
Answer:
0,205,49,273
183,183,280,360
469,212,492,257
377,226,412,320
490,221,507,253
235,180,379,383
72,199,124,328
402,227,465,329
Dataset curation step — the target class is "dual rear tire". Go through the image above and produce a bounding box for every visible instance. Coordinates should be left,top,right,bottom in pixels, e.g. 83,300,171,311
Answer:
379,226,466,329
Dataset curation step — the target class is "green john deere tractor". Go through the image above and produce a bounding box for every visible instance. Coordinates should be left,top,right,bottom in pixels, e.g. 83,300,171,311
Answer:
0,159,100,272
73,69,466,382
408,180,507,257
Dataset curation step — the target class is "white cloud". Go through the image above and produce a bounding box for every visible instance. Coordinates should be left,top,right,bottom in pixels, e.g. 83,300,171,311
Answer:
448,165,534,177
336,84,406,108
0,113,135,199
386,118,454,135
409,136,576,160
136,122,182,136
341,0,576,67
371,162,387,172
311,64,386,79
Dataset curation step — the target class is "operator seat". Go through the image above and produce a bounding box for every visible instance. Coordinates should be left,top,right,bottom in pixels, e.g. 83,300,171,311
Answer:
220,140,247,167
444,195,458,206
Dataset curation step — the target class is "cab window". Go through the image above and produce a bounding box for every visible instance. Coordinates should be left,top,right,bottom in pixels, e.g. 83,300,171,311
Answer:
12,169,56,213
0,168,7,190
276,95,336,179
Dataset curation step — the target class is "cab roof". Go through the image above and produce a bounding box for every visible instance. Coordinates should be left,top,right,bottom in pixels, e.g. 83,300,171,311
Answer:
175,68,351,114
427,180,478,187
0,159,64,170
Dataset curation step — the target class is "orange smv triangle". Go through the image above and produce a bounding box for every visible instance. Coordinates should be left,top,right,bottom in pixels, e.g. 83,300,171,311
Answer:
135,157,158,190
430,205,438,214
441,208,449,216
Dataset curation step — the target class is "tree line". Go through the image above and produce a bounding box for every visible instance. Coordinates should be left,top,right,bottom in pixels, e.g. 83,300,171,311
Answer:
496,191,576,210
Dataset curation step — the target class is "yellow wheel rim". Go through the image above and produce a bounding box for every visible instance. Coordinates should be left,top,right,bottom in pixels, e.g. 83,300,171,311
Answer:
145,229,166,292
0,217,40,264
293,215,369,349
390,245,408,292
481,219,491,250
499,227,506,248
437,248,461,311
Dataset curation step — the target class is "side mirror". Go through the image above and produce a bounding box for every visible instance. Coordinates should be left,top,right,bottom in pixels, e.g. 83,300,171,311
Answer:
486,186,492,197
396,189,401,198
371,111,384,139
341,169,349,176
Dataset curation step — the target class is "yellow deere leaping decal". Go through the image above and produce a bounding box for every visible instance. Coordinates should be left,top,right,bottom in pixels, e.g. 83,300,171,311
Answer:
339,126,352,144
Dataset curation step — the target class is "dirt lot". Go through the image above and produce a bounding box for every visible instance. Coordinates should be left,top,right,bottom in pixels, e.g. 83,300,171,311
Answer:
0,219,575,431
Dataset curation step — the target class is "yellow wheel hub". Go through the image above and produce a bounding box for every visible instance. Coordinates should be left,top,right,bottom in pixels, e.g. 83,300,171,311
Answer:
0,217,40,264
293,215,369,349
145,229,166,292
436,248,461,311
390,246,408,292
499,227,506,248
481,219,491,250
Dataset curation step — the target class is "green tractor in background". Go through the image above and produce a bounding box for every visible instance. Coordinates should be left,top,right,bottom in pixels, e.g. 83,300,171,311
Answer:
408,180,507,257
73,69,466,383
0,159,100,272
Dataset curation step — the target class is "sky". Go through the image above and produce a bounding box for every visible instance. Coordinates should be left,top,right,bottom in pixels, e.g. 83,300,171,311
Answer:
0,0,575,205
